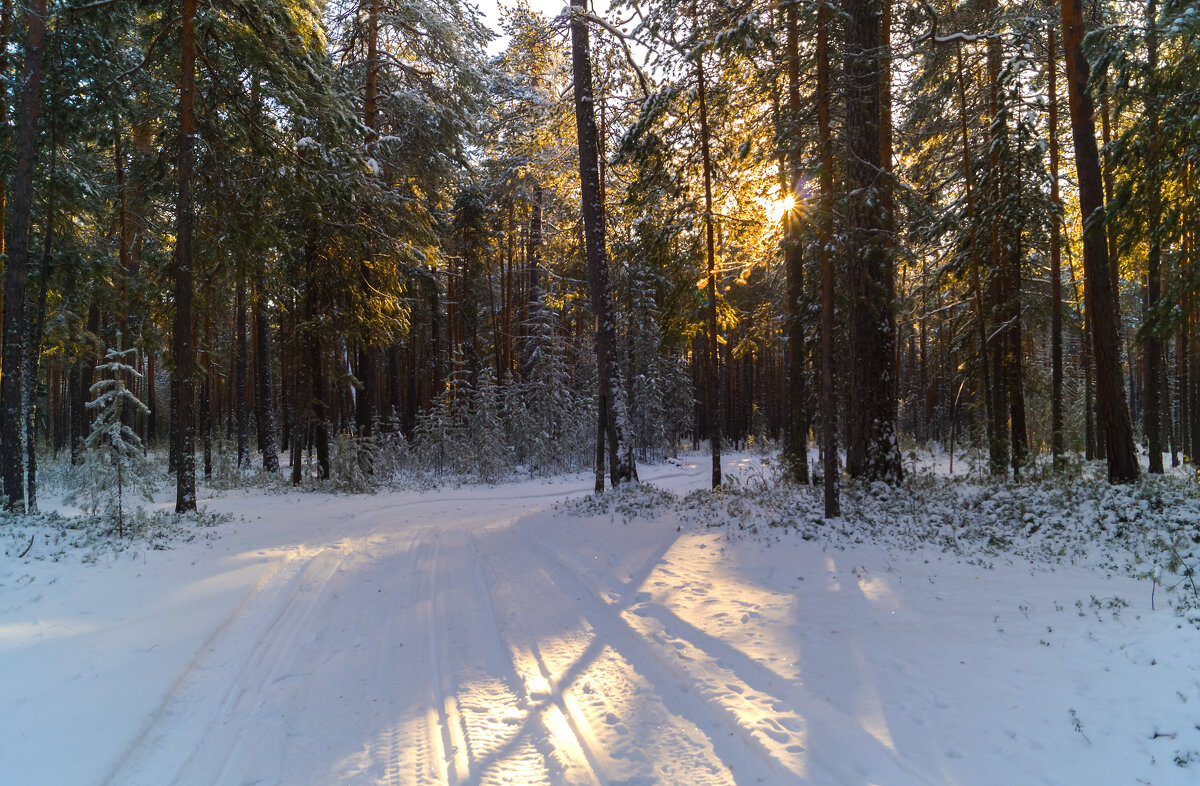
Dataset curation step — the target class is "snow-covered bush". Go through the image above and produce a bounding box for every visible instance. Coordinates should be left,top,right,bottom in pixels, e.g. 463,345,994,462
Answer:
372,419,411,479
330,430,379,492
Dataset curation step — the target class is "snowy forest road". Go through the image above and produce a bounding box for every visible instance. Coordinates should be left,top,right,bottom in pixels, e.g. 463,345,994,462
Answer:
92,457,929,785
8,455,1195,786
104,458,911,786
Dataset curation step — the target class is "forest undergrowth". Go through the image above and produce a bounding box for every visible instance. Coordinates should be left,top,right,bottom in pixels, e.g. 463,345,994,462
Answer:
566,453,1200,626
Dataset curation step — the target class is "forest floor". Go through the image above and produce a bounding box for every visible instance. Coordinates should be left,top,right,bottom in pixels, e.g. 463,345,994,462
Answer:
3,452,1200,785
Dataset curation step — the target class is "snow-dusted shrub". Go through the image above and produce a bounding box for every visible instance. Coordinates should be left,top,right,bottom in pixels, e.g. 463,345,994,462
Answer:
371,420,411,479
607,458,1200,618
330,430,379,493
560,481,679,523
746,404,771,455
5,506,231,564
205,433,240,489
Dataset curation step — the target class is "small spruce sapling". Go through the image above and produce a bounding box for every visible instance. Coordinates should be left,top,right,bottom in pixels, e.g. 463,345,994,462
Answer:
74,347,153,535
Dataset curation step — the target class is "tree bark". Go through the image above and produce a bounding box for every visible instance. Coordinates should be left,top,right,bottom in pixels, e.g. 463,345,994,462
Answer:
880,0,897,397
355,0,381,438
817,0,840,516
24,200,54,513
782,6,808,484
1,0,47,510
173,0,199,511
1144,0,1163,473
309,330,330,480
986,12,1009,475
697,57,722,489
255,271,279,471
1060,0,1139,481
1048,26,1064,468
957,42,994,473
0,0,12,337
843,0,902,483
1006,148,1028,476
236,268,249,468
201,311,212,480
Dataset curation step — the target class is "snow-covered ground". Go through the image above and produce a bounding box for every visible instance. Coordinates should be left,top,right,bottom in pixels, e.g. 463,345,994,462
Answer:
3,454,1200,785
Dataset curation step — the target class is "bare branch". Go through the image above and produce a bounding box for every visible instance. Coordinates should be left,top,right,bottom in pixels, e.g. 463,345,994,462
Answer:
914,0,1003,46
569,8,650,98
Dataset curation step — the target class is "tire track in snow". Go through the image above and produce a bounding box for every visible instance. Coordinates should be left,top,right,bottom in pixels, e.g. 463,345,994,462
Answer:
425,535,472,784
101,543,348,786
357,532,439,786
523,530,939,785
189,546,349,785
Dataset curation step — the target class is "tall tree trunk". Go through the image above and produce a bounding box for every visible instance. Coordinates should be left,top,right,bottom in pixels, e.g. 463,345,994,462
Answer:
255,271,279,471
880,0,897,396
1048,25,1064,468
1193,299,1200,463
570,0,636,485
1099,95,1121,339
201,312,212,480
844,0,902,483
1193,301,1200,463
24,37,60,513
0,0,12,335
986,13,1009,475
236,268,249,468
173,0,198,511
355,0,381,438
817,0,840,516
64,257,81,465
147,352,156,446
595,392,607,492
697,57,722,489
1060,0,1139,481
1179,315,1189,461
1,0,47,510
1144,0,1164,473
782,5,808,483
957,42,994,471
115,120,138,430
309,330,330,480
1099,92,1124,453
79,305,101,463
1185,165,1195,462
24,202,54,513
1006,141,1028,476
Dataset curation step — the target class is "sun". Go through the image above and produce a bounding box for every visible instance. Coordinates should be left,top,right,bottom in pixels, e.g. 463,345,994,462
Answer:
768,194,796,223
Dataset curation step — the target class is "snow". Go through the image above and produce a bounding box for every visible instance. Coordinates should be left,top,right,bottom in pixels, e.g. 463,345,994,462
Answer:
3,455,1200,784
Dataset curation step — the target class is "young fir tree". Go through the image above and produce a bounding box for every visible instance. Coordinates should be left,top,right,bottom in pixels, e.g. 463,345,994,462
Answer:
76,347,152,535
